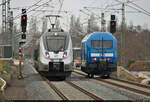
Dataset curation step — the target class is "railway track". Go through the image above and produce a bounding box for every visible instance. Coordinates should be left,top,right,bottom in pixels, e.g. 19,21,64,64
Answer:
43,77,103,100
46,79,69,100
43,77,69,100
110,77,150,89
65,81,103,100
74,69,150,98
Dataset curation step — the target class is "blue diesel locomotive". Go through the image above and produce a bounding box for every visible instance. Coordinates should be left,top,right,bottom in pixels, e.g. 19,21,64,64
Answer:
81,32,117,78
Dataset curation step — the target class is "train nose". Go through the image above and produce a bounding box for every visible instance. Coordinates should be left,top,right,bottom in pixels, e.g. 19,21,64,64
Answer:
50,52,64,59
49,62,64,72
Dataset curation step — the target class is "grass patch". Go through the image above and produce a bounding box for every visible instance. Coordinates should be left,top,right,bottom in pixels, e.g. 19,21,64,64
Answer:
126,77,135,82
0,60,13,75
0,60,14,99
0,81,3,87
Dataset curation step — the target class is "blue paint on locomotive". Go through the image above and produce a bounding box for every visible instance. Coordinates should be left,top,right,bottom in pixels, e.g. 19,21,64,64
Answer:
81,32,117,77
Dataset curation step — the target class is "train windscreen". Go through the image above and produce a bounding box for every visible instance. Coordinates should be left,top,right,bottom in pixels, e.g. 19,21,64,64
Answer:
46,36,66,52
91,40,113,49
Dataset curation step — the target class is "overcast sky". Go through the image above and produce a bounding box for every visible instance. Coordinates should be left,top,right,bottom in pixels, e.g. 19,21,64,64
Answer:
0,0,150,31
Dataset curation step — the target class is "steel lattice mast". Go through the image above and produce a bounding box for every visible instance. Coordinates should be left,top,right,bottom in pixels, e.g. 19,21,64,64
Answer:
2,0,7,34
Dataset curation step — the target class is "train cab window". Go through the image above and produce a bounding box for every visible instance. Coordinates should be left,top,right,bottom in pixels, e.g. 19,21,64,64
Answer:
91,40,113,49
46,35,66,52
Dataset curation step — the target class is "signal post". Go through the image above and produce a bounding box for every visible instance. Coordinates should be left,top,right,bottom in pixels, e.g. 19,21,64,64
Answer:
17,48,23,79
17,9,27,79
110,15,116,34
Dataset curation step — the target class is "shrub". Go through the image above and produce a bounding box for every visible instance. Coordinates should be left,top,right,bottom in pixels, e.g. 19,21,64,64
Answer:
128,59,136,67
0,60,11,75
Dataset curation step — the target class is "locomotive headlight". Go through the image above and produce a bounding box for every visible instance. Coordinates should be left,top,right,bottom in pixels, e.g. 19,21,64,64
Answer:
92,58,97,61
106,58,111,61
63,51,67,58
45,51,50,58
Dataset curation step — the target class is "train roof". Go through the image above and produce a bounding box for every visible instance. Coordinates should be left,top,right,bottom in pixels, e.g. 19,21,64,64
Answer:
81,32,116,43
42,30,69,37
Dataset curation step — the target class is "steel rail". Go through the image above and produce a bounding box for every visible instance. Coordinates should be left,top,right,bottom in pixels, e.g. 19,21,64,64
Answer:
110,77,150,89
43,77,69,100
74,70,150,98
94,77,150,97
65,81,103,101
74,69,150,89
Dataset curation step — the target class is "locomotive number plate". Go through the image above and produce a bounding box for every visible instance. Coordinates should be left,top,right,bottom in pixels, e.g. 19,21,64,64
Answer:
53,62,60,64
53,60,59,62
54,54,58,58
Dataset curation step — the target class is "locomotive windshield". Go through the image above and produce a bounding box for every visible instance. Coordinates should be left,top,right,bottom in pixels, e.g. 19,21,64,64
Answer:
46,36,66,52
91,40,113,49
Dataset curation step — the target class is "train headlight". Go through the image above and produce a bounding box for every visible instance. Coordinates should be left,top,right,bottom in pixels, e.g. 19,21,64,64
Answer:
106,58,111,61
63,51,67,58
45,51,50,58
54,33,58,36
92,58,97,61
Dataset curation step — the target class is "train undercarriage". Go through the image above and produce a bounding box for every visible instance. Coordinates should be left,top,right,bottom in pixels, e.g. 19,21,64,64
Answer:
34,61,72,80
81,61,117,78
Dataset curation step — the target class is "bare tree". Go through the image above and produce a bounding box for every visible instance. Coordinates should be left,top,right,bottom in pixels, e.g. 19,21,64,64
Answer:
42,16,47,33
74,16,83,36
69,15,76,37
69,15,84,47
87,13,100,33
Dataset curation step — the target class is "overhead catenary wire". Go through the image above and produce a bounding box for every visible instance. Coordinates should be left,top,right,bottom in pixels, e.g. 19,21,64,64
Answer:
103,0,111,11
83,1,121,18
29,6,45,18
126,4,150,17
9,0,44,11
13,0,52,20
130,2,150,15
107,0,147,16
84,0,139,12
24,0,52,15
82,5,115,22
83,7,101,19
80,3,114,28
10,0,49,11
113,0,142,6
54,0,64,25
13,0,43,20
113,0,150,16
78,0,146,29
50,0,65,29
80,9,91,17
103,0,117,13
26,0,44,11
58,0,64,14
